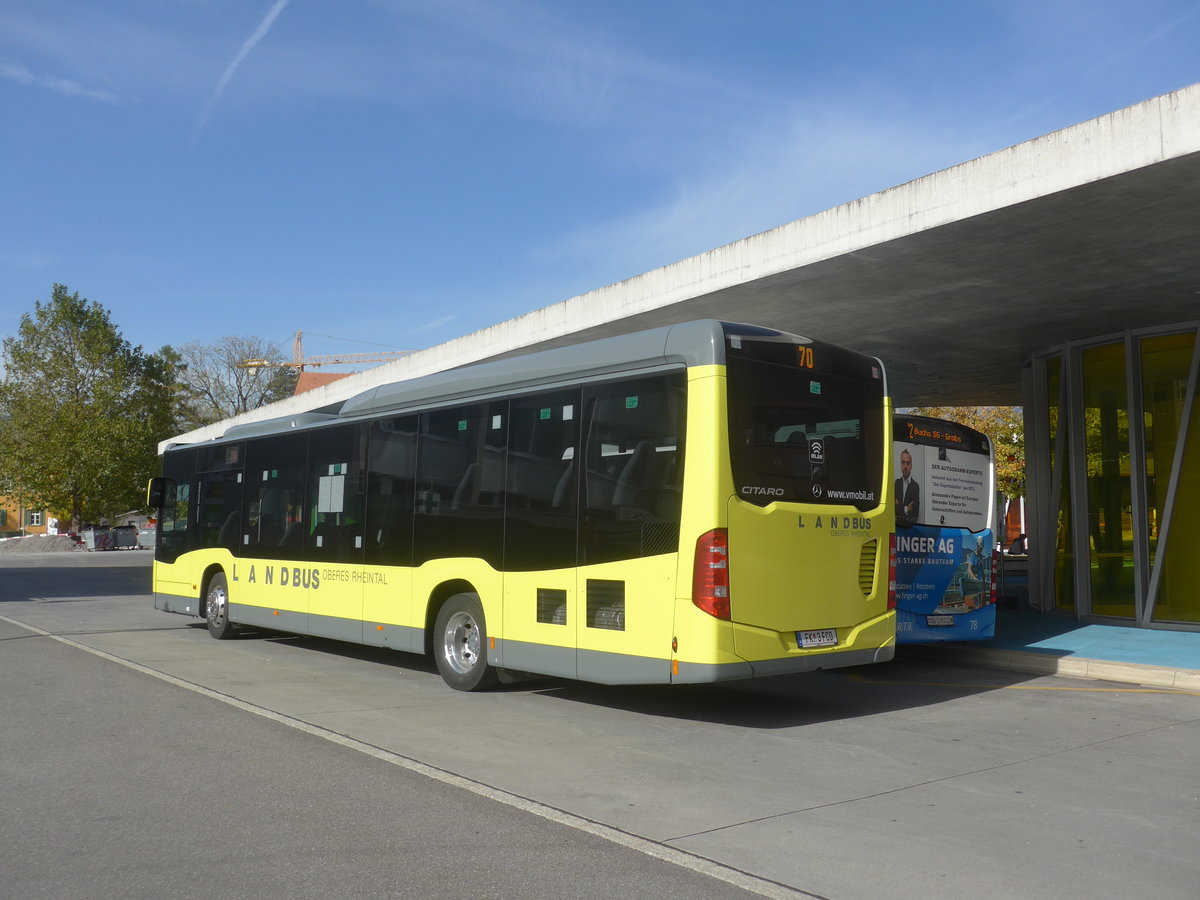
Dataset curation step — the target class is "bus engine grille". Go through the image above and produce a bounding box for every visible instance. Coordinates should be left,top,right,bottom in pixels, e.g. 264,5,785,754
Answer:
858,539,878,596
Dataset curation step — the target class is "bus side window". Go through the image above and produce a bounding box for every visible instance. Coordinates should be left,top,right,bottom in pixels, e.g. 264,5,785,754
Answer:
505,388,580,571
580,373,686,564
414,402,506,567
306,424,365,564
197,469,243,554
365,417,417,566
244,434,307,562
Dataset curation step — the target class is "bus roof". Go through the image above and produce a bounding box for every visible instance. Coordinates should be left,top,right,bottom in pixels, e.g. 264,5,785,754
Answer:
188,320,881,447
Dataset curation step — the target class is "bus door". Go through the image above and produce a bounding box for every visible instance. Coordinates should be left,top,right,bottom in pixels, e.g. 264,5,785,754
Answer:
306,424,367,643
240,435,309,634
363,417,418,652
152,446,198,607
191,445,246,616
503,390,581,679
574,375,685,684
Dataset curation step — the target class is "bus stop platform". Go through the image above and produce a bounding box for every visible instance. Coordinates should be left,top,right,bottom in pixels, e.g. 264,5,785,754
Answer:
898,607,1200,691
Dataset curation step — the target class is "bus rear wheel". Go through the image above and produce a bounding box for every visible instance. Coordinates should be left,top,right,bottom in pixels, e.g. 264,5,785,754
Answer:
205,572,238,640
433,593,499,691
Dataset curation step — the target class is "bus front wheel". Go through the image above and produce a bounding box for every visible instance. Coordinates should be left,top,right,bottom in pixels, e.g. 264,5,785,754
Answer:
205,572,238,640
433,593,499,691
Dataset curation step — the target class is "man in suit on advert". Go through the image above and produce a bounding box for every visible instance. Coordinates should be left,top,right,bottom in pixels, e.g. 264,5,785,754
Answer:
896,448,920,525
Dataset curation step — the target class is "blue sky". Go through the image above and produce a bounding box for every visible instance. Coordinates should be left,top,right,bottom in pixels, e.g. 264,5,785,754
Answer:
2,0,1199,363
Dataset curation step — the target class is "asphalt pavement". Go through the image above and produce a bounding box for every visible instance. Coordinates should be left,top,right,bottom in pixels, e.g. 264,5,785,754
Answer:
0,611,767,900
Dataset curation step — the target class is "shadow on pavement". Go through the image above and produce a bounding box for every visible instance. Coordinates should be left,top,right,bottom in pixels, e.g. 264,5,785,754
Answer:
0,565,151,602
230,627,1042,729
519,662,1043,728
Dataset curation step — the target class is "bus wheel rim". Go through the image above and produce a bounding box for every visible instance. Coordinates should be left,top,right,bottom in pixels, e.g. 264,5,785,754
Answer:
208,585,227,628
442,611,481,674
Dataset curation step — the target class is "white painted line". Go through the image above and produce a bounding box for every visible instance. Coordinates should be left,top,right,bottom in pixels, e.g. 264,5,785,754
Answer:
0,614,815,900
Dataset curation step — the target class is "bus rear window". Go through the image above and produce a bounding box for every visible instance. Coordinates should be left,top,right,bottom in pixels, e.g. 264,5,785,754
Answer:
726,349,884,510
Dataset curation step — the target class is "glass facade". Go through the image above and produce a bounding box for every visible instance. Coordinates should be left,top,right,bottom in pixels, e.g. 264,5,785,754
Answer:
1081,343,1134,618
1141,333,1200,624
1030,325,1200,629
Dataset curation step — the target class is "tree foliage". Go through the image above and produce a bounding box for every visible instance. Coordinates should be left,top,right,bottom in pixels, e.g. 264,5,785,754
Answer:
176,335,298,429
0,285,179,529
907,405,1025,499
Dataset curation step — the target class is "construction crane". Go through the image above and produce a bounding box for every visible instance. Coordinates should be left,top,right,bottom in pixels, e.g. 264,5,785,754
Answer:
238,331,414,371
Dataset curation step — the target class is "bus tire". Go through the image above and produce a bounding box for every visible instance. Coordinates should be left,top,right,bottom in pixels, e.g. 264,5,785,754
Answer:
205,572,238,640
433,592,499,691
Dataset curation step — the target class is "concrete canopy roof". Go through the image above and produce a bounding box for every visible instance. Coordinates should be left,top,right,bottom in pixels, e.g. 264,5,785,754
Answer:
165,83,1200,450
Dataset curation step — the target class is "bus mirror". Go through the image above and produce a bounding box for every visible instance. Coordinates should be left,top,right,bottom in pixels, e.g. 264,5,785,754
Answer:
147,477,167,509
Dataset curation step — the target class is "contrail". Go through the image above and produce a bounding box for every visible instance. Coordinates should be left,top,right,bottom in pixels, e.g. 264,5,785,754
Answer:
193,0,292,141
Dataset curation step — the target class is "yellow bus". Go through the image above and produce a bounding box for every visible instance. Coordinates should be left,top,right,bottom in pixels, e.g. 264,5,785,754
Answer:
149,320,895,690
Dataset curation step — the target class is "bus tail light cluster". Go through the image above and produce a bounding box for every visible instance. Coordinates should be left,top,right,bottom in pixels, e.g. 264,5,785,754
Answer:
693,528,731,620
887,533,897,610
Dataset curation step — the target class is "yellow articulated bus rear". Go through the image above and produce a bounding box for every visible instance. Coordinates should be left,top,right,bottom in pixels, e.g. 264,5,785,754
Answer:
670,323,894,681
149,320,893,690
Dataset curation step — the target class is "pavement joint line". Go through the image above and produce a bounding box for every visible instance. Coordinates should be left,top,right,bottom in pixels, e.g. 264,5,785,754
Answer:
0,612,814,900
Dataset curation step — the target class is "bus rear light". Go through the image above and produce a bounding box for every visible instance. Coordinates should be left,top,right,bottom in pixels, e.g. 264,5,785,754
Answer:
887,533,897,610
693,528,731,620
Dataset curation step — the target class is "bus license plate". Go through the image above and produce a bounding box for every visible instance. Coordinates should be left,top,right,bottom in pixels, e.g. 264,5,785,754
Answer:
798,629,838,648
926,615,955,627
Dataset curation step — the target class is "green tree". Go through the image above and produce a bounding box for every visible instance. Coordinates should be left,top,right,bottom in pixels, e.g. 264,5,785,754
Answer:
0,285,179,530
176,335,298,429
907,405,1025,499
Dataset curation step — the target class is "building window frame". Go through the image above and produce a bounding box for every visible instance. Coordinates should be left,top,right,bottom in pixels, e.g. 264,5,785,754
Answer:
1025,320,1200,631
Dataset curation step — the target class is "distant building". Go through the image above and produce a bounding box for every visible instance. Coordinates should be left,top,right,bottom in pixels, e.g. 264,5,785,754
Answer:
0,496,50,536
294,371,353,396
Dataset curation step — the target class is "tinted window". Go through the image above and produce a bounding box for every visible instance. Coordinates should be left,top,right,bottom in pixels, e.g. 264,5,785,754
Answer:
306,424,365,563
200,442,242,471
365,416,417,566
197,469,243,553
727,347,884,510
580,373,685,564
414,401,506,566
505,388,580,571
244,434,307,561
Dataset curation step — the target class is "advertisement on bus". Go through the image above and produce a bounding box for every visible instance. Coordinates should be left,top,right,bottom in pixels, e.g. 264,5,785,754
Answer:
894,415,996,642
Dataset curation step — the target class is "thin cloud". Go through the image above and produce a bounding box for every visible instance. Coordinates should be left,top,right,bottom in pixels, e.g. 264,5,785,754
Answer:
412,315,458,334
0,59,118,103
192,0,292,141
